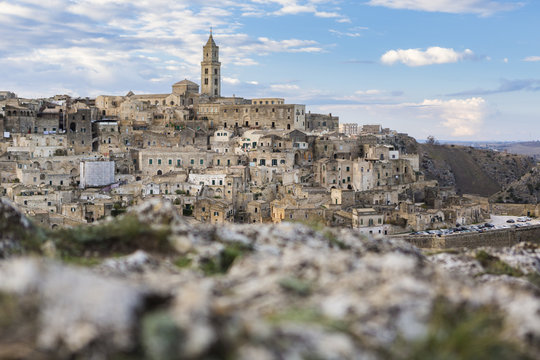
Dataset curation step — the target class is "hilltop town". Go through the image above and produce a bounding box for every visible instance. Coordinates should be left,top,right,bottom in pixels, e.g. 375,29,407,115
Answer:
0,34,538,235
2,33,540,360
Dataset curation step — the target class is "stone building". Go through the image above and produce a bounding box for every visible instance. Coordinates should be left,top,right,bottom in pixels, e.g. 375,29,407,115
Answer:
79,161,115,189
306,112,339,132
201,31,221,97
339,123,359,136
3,104,35,134
66,109,92,154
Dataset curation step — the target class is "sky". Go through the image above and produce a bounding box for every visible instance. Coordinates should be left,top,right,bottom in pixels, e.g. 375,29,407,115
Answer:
1,0,539,141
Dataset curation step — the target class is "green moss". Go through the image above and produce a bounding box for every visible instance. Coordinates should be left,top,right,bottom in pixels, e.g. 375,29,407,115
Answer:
200,242,252,276
61,255,102,267
526,273,540,288
267,307,349,333
50,215,173,258
423,248,460,256
475,250,523,277
173,256,192,269
0,292,39,350
401,300,532,360
141,310,183,360
278,277,312,297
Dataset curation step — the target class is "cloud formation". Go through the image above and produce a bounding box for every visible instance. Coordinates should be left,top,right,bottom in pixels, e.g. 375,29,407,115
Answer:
448,79,540,96
524,56,540,62
381,47,475,66
367,0,523,16
246,0,350,22
312,97,487,137
0,0,336,97
419,97,486,136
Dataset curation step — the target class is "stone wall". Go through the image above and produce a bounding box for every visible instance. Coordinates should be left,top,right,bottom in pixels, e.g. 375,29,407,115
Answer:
402,225,540,249
490,203,540,217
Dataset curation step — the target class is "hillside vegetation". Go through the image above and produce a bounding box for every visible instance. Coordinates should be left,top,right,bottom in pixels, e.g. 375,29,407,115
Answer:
492,165,540,204
495,141,540,160
419,144,535,196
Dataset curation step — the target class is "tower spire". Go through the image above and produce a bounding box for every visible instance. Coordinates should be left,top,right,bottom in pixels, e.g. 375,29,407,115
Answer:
201,29,221,97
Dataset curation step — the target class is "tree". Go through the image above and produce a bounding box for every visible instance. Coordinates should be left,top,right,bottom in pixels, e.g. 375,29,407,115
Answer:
426,135,438,145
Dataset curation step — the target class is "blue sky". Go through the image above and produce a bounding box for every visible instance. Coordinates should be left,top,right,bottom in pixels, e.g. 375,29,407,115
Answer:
1,0,538,141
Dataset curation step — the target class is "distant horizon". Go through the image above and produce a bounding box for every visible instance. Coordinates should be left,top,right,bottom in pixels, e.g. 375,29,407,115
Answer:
1,0,539,141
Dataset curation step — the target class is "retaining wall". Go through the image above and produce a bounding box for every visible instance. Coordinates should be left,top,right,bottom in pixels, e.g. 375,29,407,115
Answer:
401,225,540,249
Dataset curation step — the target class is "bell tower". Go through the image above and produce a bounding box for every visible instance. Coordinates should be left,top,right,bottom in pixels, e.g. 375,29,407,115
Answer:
201,29,221,97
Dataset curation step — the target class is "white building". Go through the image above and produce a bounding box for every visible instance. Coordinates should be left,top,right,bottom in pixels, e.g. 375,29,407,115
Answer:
80,161,115,189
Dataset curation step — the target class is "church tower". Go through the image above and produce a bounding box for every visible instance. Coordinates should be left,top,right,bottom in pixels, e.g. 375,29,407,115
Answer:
201,30,221,97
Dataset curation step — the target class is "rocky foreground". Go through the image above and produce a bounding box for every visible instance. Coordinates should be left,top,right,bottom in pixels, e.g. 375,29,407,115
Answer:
1,198,540,360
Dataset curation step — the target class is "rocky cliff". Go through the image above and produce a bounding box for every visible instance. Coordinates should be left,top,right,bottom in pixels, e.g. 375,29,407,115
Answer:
491,165,540,204
418,144,535,196
1,198,539,359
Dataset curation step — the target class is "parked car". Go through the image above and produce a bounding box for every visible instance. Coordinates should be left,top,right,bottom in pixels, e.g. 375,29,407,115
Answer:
506,219,515,223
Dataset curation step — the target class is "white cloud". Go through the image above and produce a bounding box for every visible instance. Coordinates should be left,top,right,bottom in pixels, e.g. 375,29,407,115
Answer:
223,77,240,85
312,97,487,138
355,89,382,95
247,81,259,85
367,0,523,16
381,47,474,66
524,56,540,62
419,97,486,136
0,2,34,18
240,37,324,54
270,84,300,91
247,0,349,22
329,29,364,38
233,58,259,66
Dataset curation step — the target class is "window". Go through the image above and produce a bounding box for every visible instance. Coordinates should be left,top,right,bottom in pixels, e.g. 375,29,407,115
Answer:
158,159,162,165
205,68,208,74
200,159,204,165
204,78,208,85
190,159,194,165
168,159,172,165
214,211,219,216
